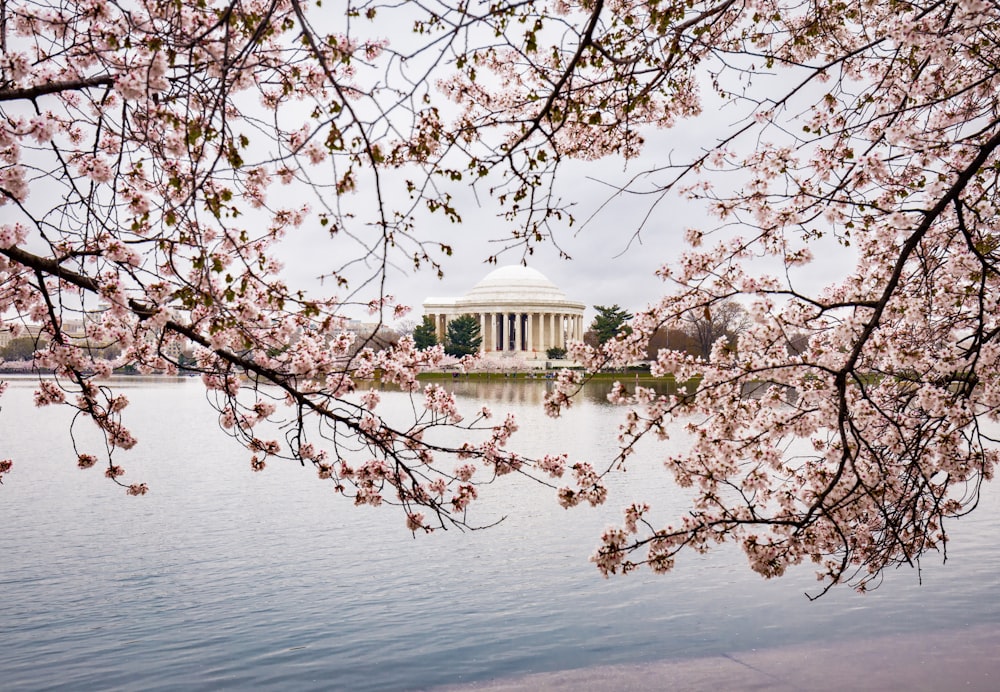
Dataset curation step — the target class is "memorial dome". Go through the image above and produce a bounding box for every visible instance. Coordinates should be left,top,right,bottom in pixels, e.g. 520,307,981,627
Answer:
464,265,569,304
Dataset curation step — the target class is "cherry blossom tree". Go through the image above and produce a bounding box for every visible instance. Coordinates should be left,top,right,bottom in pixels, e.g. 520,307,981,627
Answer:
3,0,1000,596
537,0,1000,595
0,0,585,529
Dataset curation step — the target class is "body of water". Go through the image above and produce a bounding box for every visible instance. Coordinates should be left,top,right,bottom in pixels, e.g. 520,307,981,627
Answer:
1,376,998,690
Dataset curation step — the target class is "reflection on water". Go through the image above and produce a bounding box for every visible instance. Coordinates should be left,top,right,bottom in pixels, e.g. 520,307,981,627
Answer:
437,374,794,408
430,374,681,406
0,377,997,691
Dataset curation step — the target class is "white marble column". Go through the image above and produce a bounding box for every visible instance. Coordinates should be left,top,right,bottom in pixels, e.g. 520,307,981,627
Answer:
526,312,534,353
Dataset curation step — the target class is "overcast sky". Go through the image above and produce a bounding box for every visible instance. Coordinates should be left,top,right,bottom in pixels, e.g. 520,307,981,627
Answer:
332,128,854,329
277,123,857,329
281,159,704,326
273,40,859,329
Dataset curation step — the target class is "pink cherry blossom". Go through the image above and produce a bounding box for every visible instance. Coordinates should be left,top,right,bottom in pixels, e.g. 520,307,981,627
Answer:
1,0,998,596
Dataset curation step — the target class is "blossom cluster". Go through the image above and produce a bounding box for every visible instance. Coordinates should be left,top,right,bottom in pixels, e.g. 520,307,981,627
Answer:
2,0,999,594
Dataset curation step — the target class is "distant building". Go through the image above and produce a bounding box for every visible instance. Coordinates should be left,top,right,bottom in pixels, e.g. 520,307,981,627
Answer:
344,320,398,353
423,265,585,359
0,316,188,360
0,323,46,348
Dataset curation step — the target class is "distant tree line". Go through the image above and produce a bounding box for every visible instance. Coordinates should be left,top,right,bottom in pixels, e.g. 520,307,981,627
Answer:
583,301,792,362
1,336,122,362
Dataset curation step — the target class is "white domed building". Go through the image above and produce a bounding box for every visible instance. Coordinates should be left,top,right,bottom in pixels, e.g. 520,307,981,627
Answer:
423,265,586,359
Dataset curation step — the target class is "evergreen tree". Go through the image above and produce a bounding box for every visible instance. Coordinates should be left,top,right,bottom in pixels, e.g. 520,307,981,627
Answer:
589,305,633,346
413,316,438,350
445,314,482,357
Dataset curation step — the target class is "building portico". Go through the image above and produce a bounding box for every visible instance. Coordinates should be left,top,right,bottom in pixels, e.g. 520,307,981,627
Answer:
423,266,586,359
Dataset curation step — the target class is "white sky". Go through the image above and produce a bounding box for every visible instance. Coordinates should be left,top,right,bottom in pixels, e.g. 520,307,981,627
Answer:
277,149,702,325
2,4,858,331
277,91,856,328
266,10,865,329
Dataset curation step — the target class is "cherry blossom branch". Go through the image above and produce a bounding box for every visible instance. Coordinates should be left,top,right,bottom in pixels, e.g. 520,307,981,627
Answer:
0,76,115,102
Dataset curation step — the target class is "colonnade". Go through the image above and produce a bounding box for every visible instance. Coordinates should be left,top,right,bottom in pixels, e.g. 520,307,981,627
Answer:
428,311,584,355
